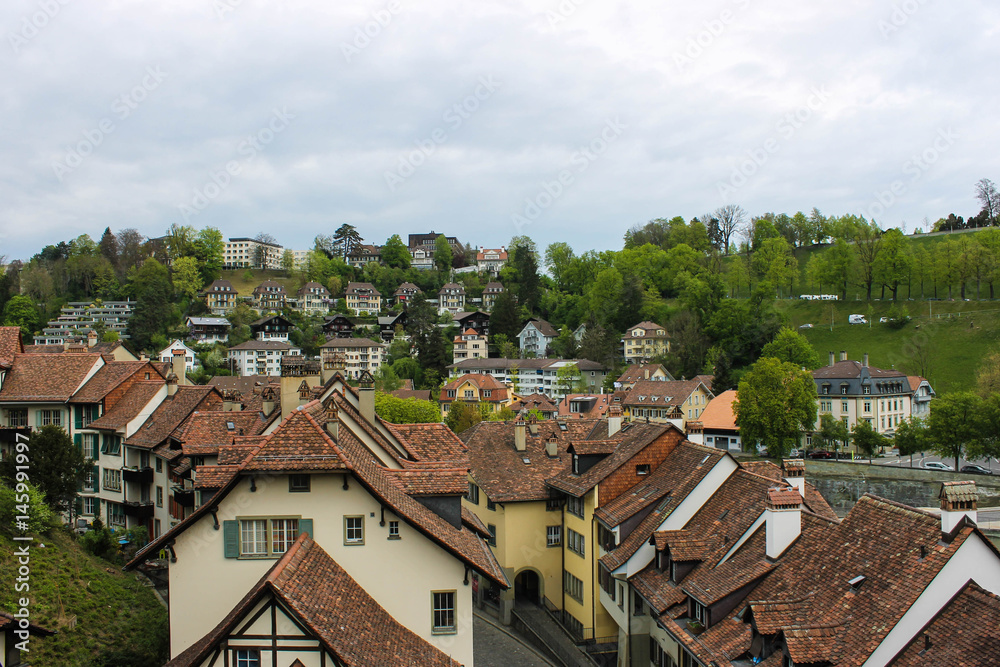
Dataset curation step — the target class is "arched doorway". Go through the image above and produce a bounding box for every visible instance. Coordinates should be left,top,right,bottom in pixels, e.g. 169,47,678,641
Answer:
514,569,540,605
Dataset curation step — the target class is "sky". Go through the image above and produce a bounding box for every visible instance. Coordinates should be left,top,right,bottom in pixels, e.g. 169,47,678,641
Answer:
2,0,999,262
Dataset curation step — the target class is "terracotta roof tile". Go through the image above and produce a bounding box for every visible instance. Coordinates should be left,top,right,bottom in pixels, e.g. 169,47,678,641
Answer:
0,353,102,402
389,423,468,465
699,390,738,431
891,582,1000,666
193,464,240,489
165,534,459,667
125,385,220,449
616,364,671,384
87,381,164,430
622,380,709,408
386,468,468,496
0,326,24,369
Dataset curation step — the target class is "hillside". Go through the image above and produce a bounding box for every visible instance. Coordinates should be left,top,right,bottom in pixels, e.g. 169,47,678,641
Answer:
774,298,1000,393
0,530,168,667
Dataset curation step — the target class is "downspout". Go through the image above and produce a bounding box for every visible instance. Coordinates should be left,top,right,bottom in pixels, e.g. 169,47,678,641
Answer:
561,495,566,621
591,487,597,640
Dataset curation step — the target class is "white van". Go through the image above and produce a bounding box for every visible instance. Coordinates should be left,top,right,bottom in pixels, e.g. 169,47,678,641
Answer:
849,314,867,325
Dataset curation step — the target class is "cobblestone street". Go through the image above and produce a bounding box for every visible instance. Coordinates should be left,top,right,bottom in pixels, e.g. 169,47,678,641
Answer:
473,613,557,667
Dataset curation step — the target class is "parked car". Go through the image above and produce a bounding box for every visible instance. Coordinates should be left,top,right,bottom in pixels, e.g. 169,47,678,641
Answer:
849,314,867,325
789,448,803,458
809,450,835,459
923,461,955,471
879,317,889,323
799,323,814,329
960,464,992,475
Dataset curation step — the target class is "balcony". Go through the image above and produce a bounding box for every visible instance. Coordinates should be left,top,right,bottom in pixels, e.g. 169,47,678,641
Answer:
122,466,154,484
173,487,195,508
123,500,155,520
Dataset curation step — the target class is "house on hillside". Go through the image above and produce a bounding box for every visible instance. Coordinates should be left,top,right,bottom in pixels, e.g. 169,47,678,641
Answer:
619,379,714,430
346,243,381,268
517,318,558,357
319,337,385,379
622,321,670,364
295,281,331,314
440,374,510,415
616,363,674,390
394,282,422,306
252,281,286,312
322,314,354,339
452,328,488,365
185,316,231,344
477,248,507,276
204,279,237,315
344,282,382,315
438,283,466,314
250,314,294,342
158,340,197,373
814,351,913,439
228,340,301,377
688,389,742,451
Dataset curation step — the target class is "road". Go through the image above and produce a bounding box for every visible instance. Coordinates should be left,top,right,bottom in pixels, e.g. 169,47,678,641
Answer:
873,452,1000,474
473,613,557,667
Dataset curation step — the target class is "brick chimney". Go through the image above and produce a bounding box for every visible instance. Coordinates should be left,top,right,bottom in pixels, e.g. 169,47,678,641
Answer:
608,404,623,436
87,330,98,347
782,459,806,498
261,386,276,416
939,481,977,534
514,416,526,452
765,486,802,559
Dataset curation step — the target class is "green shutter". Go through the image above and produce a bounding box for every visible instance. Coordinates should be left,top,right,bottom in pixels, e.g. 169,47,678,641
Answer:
298,518,313,538
75,406,83,429
92,465,99,489
93,440,99,462
223,520,239,558
35,411,42,427
74,434,82,452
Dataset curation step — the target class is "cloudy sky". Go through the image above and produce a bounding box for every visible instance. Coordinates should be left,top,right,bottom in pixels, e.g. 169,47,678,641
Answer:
2,0,998,261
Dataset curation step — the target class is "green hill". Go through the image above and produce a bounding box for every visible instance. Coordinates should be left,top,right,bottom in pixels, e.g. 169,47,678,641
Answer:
774,298,1000,393
0,530,168,667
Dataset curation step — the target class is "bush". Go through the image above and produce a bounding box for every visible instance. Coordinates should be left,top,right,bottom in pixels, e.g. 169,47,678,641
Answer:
0,481,54,536
884,304,911,330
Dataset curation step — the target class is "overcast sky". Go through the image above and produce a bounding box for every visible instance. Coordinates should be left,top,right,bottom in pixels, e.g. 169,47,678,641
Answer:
2,0,998,261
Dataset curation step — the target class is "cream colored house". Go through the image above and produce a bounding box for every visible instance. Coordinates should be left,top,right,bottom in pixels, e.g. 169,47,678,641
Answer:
622,322,670,364
619,379,714,430
319,337,385,379
452,328,488,365
127,386,507,666
814,351,913,439
344,282,382,315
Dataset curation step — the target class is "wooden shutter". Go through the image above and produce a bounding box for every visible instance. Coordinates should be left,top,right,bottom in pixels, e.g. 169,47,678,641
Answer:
298,518,313,538
92,465,99,488
75,406,83,429
223,520,239,558
35,410,42,427
74,433,82,452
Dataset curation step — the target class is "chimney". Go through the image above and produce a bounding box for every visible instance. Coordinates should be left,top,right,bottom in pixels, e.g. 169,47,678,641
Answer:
782,459,806,498
829,351,835,367
514,417,527,452
172,349,188,385
261,386,276,416
87,330,98,347
839,350,847,362
325,402,339,440
765,487,802,559
863,352,869,368
644,367,650,380
545,436,558,458
939,481,978,535
358,370,376,424
165,369,178,397
298,380,312,406
608,404,623,436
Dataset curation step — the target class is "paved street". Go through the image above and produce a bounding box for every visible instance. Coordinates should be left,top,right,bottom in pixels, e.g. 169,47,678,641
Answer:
474,613,557,667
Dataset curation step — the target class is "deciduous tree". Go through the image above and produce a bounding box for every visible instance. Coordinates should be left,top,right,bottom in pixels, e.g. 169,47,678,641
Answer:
734,357,817,457
927,392,983,470
760,328,821,369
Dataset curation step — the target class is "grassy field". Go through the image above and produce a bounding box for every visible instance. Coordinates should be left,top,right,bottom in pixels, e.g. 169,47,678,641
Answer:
774,298,1000,394
0,530,168,667
220,268,299,297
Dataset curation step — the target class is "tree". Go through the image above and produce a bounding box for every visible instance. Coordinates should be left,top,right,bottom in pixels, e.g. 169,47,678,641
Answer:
852,419,886,463
734,357,817,457
751,237,796,297
578,321,617,368
549,325,579,359
0,482,54,536
333,224,362,261
115,228,147,276
488,290,521,343
927,392,983,471
510,236,541,314
894,417,928,467
714,204,746,254
975,178,1000,226
2,295,39,333
555,363,587,396
99,226,119,270
382,234,411,269
444,401,482,434
166,223,196,261
192,227,225,284
253,232,278,268
434,235,453,272
874,228,911,300
126,259,175,353
281,249,296,274
545,242,575,290
760,328,821,369
373,365,403,392
375,391,440,424
171,256,202,300
816,413,850,456
853,220,883,300
0,425,89,513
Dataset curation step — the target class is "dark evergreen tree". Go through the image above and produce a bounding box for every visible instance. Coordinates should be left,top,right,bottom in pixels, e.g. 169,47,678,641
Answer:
0,425,89,513
488,289,521,342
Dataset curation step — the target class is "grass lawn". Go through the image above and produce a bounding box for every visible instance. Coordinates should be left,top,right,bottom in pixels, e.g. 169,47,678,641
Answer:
0,530,168,667
220,268,299,297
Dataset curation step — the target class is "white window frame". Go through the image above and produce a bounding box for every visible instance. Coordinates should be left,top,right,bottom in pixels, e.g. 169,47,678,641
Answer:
344,515,365,545
432,591,457,634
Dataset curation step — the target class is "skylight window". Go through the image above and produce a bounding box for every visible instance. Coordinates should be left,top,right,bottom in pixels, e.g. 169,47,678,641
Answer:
226,421,236,431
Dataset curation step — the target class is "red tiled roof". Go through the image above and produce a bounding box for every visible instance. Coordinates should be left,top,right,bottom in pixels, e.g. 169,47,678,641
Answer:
440,374,510,403
388,423,468,465
622,380,708,408
87,381,164,430
165,534,459,667
69,361,156,403
388,468,468,496
0,326,24,369
616,364,671,385
125,385,220,449
700,390,738,431
0,353,102,402
173,411,266,450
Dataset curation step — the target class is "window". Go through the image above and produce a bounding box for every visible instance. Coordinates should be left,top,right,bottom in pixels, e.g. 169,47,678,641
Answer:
234,649,260,667
487,524,497,546
102,468,122,492
563,571,584,603
289,474,310,492
83,496,95,515
650,639,677,667
566,495,584,518
691,599,707,625
344,516,364,545
155,457,162,473
388,520,400,539
241,519,268,556
100,434,122,456
546,498,561,512
633,588,645,616
7,409,27,428
567,528,585,557
547,525,562,547
84,470,96,492
636,464,651,476
108,502,125,527
483,390,491,398
156,486,163,507
38,409,62,426
598,524,616,551
466,482,480,505
82,434,98,459
154,519,161,538
232,518,303,558
447,390,456,398
863,385,871,394
841,401,849,413
271,518,299,553
486,497,496,511
463,390,474,398
432,591,456,634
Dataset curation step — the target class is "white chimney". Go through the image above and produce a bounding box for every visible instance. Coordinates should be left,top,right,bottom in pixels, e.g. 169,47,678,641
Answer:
939,481,977,534
863,352,869,368
172,349,188,386
514,417,526,452
829,351,835,367
608,404,623,436
839,350,847,362
782,459,806,498
545,436,558,458
765,487,802,559
358,370,376,424
325,402,339,440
